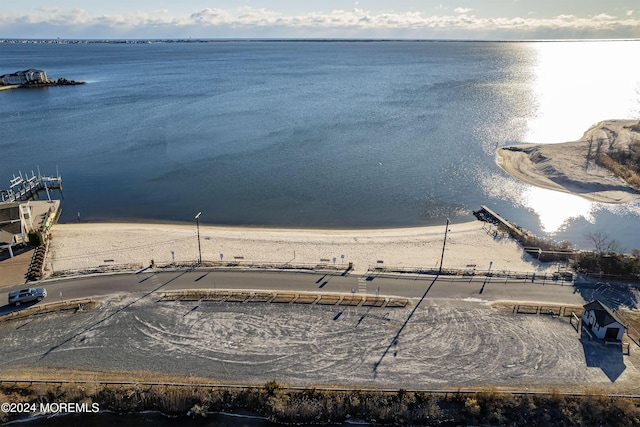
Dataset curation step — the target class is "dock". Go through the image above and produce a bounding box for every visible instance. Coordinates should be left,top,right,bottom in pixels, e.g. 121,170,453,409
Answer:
473,205,576,263
1,169,63,203
473,205,532,241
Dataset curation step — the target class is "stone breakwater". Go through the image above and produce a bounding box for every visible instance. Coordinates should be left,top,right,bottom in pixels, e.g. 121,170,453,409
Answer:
0,78,85,91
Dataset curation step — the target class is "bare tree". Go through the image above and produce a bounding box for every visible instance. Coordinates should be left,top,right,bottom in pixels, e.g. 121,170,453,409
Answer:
586,231,621,254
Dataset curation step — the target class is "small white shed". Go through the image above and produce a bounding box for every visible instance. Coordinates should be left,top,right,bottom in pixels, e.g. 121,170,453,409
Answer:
582,300,626,341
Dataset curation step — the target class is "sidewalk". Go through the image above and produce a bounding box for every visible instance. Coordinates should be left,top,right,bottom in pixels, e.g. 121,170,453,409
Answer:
0,249,32,290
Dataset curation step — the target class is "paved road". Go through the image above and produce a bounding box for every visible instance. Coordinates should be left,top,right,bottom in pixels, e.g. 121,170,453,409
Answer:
0,268,585,315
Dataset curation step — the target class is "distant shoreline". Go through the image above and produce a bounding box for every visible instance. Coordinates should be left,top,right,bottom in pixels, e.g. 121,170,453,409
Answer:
1,38,639,44
496,119,640,203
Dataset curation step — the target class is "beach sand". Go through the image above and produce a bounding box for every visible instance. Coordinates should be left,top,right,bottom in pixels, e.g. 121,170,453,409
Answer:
496,120,640,203
48,221,556,275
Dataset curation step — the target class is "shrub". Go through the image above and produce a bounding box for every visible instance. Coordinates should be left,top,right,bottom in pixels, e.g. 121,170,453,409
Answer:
28,230,43,246
263,381,281,396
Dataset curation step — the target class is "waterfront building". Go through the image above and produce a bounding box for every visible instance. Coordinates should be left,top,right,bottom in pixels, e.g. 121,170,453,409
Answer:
0,202,34,254
582,300,626,341
0,69,48,85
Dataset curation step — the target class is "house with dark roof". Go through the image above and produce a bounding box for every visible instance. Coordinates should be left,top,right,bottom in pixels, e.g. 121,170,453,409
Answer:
582,300,626,341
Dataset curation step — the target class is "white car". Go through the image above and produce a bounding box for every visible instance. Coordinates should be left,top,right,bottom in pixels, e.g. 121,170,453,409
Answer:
7,287,47,306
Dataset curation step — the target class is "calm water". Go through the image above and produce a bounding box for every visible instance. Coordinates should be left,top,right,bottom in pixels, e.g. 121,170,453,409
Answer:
1,40,639,249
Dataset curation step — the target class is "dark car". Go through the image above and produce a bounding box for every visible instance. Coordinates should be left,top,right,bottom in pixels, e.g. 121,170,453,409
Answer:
7,287,47,306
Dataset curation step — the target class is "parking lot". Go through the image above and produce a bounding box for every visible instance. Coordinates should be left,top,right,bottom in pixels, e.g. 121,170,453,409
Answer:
1,293,638,391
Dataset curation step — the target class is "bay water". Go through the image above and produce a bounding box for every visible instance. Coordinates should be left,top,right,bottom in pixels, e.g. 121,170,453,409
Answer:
1,40,639,250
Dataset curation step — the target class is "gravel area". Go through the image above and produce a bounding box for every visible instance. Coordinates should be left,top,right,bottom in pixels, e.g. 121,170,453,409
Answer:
1,294,638,391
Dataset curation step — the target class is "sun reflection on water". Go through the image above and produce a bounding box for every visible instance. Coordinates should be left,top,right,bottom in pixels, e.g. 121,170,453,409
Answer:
523,186,595,233
510,40,640,233
525,40,640,145
480,169,597,234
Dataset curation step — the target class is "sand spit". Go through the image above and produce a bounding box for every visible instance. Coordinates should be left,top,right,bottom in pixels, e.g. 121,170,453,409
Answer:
48,221,554,275
496,120,640,203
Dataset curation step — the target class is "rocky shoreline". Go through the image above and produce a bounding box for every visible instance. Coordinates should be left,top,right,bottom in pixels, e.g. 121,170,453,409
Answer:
0,78,85,91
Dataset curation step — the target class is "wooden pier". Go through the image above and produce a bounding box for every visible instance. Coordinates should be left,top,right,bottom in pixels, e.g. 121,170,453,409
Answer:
473,205,576,263
473,205,532,241
1,170,62,203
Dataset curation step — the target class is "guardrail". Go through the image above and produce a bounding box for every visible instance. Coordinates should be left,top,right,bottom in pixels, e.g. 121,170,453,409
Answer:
511,304,582,317
51,260,353,278
0,298,94,322
160,289,410,308
365,265,574,282
155,260,351,272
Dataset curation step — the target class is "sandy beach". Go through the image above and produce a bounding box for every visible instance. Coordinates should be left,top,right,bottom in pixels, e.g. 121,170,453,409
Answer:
496,120,640,203
47,220,556,276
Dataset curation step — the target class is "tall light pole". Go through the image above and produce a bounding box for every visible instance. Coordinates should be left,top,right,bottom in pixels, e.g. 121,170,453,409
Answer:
438,218,450,275
195,211,202,265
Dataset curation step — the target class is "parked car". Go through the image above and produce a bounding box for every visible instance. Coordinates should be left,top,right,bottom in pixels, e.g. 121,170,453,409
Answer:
7,287,47,306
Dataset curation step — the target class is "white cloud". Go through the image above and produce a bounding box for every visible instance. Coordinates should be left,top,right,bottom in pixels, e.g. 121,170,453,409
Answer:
1,6,640,39
626,10,634,16
591,13,616,21
454,8,472,14
190,8,233,25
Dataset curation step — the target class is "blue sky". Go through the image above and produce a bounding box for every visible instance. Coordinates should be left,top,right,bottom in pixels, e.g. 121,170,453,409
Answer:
1,0,639,39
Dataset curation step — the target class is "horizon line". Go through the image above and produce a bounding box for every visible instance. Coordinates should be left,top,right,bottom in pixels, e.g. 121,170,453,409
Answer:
1,37,640,43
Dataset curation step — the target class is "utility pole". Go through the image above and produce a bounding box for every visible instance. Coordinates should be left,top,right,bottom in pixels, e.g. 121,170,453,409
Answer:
438,218,450,275
195,211,202,265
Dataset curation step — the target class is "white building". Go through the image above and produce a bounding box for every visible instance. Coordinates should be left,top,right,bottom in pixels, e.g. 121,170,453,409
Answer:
0,69,48,85
582,300,626,341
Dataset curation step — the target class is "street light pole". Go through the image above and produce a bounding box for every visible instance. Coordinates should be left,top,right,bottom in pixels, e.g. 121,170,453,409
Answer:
438,217,450,275
195,211,202,265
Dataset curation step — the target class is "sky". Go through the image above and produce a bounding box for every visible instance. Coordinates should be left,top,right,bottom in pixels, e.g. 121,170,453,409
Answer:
1,0,639,40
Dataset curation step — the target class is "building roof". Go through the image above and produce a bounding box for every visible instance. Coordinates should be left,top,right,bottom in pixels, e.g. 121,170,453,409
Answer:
0,202,22,245
584,300,625,328
0,202,20,225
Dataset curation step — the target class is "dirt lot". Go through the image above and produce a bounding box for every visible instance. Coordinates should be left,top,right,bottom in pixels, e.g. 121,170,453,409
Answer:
1,293,639,392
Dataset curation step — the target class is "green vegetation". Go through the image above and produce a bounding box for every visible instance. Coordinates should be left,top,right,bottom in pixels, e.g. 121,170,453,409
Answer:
573,232,640,279
2,381,640,426
575,251,640,278
27,230,43,246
